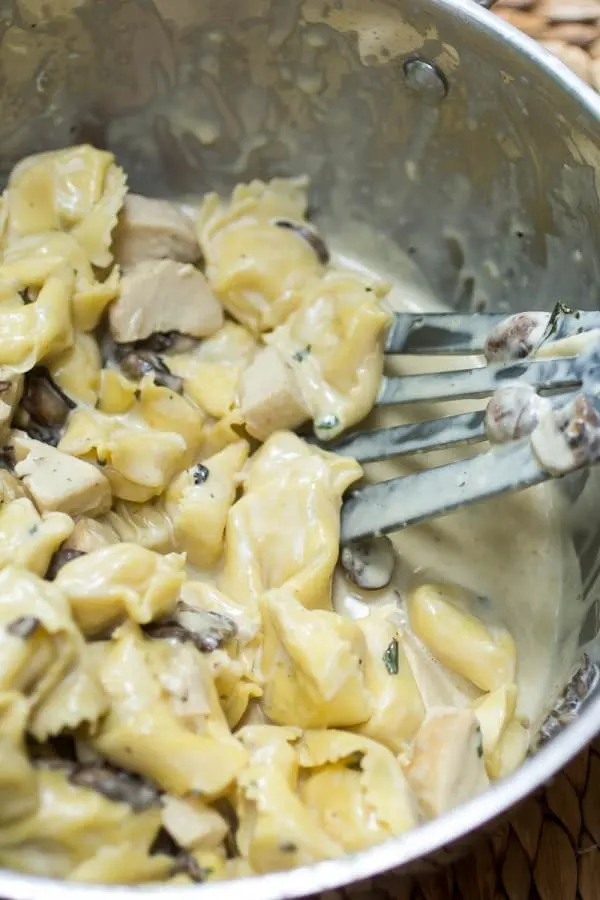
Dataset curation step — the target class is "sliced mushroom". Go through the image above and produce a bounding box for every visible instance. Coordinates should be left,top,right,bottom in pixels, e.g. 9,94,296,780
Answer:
21,367,76,426
6,615,41,638
274,219,330,265
68,765,161,812
17,367,76,446
45,547,86,581
132,332,199,356
119,350,184,395
145,604,237,653
0,445,16,471
485,384,552,445
340,535,396,590
484,311,549,363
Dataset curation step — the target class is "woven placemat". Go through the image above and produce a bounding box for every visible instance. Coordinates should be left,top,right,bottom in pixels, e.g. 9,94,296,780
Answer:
310,4,600,898
311,737,600,900
494,0,600,85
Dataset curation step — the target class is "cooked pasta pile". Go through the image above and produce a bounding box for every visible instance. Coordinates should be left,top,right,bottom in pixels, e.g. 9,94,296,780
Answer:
0,145,527,884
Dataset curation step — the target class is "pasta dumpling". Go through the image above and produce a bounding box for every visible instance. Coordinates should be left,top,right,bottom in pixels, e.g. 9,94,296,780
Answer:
0,693,38,825
267,270,392,439
166,440,249,568
48,331,101,406
3,233,120,332
4,144,126,269
54,543,185,637
61,375,205,502
297,729,417,851
354,610,425,753
0,567,80,706
103,499,175,554
90,623,247,797
59,407,188,503
0,768,165,880
28,655,109,742
0,266,74,373
259,589,371,728
407,583,517,693
197,178,324,332
235,725,343,872
0,497,73,577
179,581,263,728
167,321,258,419
221,432,361,609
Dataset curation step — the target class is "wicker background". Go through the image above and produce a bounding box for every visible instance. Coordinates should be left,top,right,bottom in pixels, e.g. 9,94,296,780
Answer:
311,3,600,898
494,0,600,84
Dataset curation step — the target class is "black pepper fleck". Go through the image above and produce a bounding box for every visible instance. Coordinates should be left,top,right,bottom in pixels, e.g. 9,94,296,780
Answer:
279,841,298,853
193,464,209,485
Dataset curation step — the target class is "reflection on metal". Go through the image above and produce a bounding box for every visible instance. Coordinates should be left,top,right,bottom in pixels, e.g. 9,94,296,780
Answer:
404,57,449,103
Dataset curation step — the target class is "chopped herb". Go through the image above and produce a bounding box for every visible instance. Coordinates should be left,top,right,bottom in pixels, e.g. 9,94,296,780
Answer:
345,751,364,771
7,616,40,639
316,414,340,432
293,344,312,362
382,638,399,675
28,524,39,536
193,464,210,485
120,350,183,394
279,841,298,853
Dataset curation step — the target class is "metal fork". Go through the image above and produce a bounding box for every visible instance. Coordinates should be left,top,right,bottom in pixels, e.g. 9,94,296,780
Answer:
336,307,600,543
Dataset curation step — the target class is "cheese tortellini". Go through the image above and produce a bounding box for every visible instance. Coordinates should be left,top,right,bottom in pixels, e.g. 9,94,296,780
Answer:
0,146,528,887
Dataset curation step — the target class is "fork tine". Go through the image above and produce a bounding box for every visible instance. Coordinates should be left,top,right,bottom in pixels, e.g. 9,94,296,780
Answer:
317,391,577,462
377,354,581,406
340,440,551,542
322,410,486,462
386,309,600,355
386,312,508,355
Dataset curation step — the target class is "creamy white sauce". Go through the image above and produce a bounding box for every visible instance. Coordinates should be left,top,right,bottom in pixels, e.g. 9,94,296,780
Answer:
329,242,582,728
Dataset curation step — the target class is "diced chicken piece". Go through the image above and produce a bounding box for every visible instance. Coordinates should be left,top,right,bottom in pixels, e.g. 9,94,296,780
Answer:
405,709,489,819
240,347,309,441
63,516,120,554
13,433,112,518
109,260,224,343
113,194,201,268
0,372,23,441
